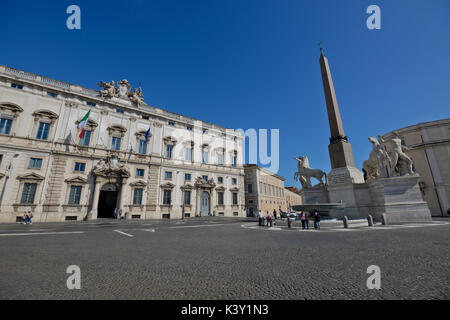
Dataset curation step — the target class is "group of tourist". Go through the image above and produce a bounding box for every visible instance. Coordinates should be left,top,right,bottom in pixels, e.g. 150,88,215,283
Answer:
257,209,321,230
113,208,124,219
20,211,33,224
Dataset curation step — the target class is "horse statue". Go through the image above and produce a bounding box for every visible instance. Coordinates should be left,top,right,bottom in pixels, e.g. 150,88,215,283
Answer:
294,156,327,189
362,137,391,180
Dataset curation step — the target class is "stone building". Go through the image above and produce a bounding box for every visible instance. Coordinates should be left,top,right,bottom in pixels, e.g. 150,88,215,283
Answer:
0,65,246,223
284,187,303,211
382,119,450,217
243,164,287,216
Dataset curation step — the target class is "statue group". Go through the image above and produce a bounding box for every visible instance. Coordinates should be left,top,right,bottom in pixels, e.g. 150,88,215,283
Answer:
98,79,144,106
294,131,416,190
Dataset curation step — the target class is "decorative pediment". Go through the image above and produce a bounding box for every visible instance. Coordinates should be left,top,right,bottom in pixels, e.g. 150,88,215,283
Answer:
17,172,45,181
180,184,194,191
163,136,177,145
228,149,238,155
230,187,240,192
107,125,127,135
160,182,175,189
215,186,226,191
76,118,98,129
215,147,226,153
65,176,88,184
201,143,210,150
130,180,147,187
182,140,195,147
135,130,151,139
33,109,58,120
0,102,23,114
194,176,216,188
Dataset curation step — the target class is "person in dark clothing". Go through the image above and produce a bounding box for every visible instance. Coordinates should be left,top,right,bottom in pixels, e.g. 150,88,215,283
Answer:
300,211,307,229
313,210,321,230
273,209,277,220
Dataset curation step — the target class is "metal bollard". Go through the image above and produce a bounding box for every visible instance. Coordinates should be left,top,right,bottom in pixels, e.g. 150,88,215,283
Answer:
367,215,374,227
287,217,292,228
381,213,387,225
343,216,348,229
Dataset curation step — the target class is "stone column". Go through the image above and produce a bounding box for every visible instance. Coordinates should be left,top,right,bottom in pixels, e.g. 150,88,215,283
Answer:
88,181,101,220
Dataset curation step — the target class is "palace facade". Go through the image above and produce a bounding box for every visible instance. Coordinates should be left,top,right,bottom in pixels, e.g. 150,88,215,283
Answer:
0,65,245,223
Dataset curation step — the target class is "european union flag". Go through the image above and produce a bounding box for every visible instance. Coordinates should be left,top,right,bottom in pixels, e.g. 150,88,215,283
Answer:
145,127,150,141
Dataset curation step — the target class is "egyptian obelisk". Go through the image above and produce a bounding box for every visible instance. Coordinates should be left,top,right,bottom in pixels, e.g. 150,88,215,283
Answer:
319,45,364,185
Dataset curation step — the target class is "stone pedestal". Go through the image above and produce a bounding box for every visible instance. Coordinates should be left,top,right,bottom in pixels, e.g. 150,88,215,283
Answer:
367,174,432,224
328,166,364,185
299,186,329,204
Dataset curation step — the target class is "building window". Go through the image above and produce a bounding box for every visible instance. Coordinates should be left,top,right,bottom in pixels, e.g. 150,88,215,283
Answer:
111,136,121,151
133,188,143,205
11,83,23,90
202,151,208,164
74,162,86,172
218,177,223,184
168,121,175,126
217,153,223,166
138,139,147,154
136,169,145,177
68,186,82,205
79,129,91,146
232,192,238,205
218,192,224,205
163,189,171,205
202,175,208,181
21,183,37,204
0,117,13,135
248,184,253,194
165,171,173,180
86,101,96,107
184,191,191,205
232,156,237,168
116,109,124,114
0,154,3,165
185,148,192,161
187,126,193,131
166,144,174,159
185,173,191,181
29,158,42,169
36,122,50,140
47,91,58,98
203,129,208,134
232,178,237,185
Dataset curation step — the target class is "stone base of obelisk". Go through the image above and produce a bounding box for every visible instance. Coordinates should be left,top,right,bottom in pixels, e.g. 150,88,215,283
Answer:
298,185,329,205
367,174,432,224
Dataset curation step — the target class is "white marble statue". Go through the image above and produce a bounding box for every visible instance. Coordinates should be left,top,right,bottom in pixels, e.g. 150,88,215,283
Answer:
363,137,391,180
378,132,414,176
117,79,131,99
128,87,144,105
97,81,116,98
294,155,327,189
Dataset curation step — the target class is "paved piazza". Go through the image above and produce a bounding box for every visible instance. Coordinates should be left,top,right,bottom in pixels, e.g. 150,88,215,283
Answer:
0,217,449,300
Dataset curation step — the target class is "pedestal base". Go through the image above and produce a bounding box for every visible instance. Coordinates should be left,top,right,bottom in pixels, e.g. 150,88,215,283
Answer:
367,174,432,224
328,166,364,185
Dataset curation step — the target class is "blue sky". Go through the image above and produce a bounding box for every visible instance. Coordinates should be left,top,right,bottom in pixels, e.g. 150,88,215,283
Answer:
1,0,449,187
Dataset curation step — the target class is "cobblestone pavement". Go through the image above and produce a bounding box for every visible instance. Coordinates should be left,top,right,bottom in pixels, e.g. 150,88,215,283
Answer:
0,217,449,300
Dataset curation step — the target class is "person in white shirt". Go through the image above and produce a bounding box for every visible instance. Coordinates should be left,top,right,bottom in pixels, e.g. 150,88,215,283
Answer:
257,211,263,226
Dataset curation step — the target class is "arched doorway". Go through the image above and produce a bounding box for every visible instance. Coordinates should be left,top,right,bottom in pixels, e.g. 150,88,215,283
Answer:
98,183,119,218
200,191,210,216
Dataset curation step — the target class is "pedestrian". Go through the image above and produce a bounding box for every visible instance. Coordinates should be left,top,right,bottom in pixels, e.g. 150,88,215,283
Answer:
21,211,27,224
118,209,123,219
267,212,272,227
27,211,33,224
257,210,263,226
113,207,118,219
313,210,321,230
273,209,277,220
301,211,306,229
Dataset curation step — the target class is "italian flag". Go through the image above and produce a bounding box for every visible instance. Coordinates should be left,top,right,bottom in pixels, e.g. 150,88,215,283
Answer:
78,110,90,138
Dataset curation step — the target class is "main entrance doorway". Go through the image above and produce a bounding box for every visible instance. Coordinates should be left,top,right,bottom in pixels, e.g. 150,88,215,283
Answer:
98,183,119,218
200,191,210,216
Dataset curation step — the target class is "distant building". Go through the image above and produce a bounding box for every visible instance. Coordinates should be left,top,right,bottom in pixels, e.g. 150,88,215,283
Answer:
0,65,246,223
383,118,450,216
244,164,287,216
284,187,303,211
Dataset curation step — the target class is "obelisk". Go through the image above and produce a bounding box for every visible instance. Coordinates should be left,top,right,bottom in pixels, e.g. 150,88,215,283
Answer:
319,45,364,185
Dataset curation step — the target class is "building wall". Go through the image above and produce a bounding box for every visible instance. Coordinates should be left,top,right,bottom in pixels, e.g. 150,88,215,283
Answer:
383,118,450,216
0,65,246,222
244,164,287,217
284,188,303,211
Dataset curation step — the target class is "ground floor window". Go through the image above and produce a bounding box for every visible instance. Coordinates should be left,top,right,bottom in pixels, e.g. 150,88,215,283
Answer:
133,188,143,205
218,192,224,205
184,190,191,205
163,189,171,205
21,183,37,204
232,192,238,205
68,185,82,204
